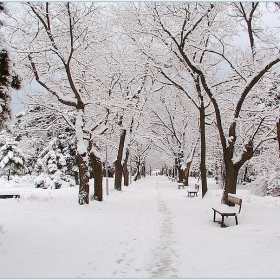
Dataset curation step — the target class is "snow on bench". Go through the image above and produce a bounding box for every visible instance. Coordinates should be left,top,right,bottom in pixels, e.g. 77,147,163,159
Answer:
0,190,20,199
212,193,242,228
178,183,185,189
186,184,199,197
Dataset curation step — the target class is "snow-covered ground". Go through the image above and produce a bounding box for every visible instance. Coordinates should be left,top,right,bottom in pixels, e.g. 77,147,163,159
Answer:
0,175,280,278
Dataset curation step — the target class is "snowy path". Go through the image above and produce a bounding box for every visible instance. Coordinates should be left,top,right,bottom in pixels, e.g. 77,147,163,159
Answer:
146,179,179,278
1,175,280,278
107,176,181,278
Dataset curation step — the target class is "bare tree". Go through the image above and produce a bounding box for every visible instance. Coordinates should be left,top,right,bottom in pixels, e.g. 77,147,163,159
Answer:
119,2,280,202
10,2,108,204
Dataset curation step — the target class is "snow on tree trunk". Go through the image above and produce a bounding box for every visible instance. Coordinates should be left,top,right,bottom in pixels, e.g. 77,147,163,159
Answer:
114,129,126,191
134,156,141,181
141,163,146,177
184,161,192,186
123,148,130,186
178,167,185,183
76,110,90,205
89,139,103,202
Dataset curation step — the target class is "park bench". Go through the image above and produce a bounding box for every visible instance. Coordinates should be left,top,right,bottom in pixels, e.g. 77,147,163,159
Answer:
212,193,242,228
0,190,20,199
186,184,199,197
178,183,184,189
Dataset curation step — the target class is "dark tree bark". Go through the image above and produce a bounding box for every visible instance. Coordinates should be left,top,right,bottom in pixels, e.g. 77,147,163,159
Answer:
123,148,130,186
243,166,248,183
123,118,133,186
134,157,141,181
184,161,192,186
141,163,146,177
89,139,103,202
221,138,254,205
74,171,79,185
221,160,238,206
178,166,185,183
77,150,90,204
199,96,207,198
114,129,127,191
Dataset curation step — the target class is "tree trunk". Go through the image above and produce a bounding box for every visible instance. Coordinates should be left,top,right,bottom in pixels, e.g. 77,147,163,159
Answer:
178,167,185,183
199,98,207,198
221,159,239,205
141,163,146,177
89,140,103,201
77,150,90,205
7,169,10,181
243,166,248,183
114,129,126,191
123,148,129,186
76,110,90,205
184,161,192,186
134,157,141,181
74,171,79,185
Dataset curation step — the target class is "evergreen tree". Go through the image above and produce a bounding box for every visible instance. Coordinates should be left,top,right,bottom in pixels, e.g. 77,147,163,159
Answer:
35,137,75,189
0,2,21,131
0,140,26,179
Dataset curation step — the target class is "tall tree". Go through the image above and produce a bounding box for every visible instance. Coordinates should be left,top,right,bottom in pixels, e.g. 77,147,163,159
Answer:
119,2,215,196
9,2,108,203
119,2,280,202
149,87,199,185
0,2,21,131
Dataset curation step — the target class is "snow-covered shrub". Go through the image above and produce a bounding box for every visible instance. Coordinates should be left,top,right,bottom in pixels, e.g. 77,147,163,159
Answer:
0,141,27,178
34,174,55,189
247,149,280,196
10,175,36,185
249,171,280,197
35,137,74,189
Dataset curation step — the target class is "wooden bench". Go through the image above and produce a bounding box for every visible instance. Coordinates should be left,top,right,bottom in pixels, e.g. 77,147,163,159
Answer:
0,190,20,199
212,193,242,227
186,184,199,197
178,183,184,189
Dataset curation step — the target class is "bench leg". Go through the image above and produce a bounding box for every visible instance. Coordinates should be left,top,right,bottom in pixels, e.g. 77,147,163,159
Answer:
221,216,225,227
235,216,238,225
213,210,216,222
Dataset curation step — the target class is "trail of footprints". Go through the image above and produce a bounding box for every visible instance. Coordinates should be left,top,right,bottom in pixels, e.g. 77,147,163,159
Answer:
147,192,179,278
110,189,180,278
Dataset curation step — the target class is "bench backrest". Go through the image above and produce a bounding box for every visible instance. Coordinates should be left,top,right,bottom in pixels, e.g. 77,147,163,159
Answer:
195,184,199,191
228,194,242,213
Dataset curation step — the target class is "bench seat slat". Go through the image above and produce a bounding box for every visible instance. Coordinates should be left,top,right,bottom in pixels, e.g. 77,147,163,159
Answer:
212,205,239,215
0,190,20,195
186,188,198,192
